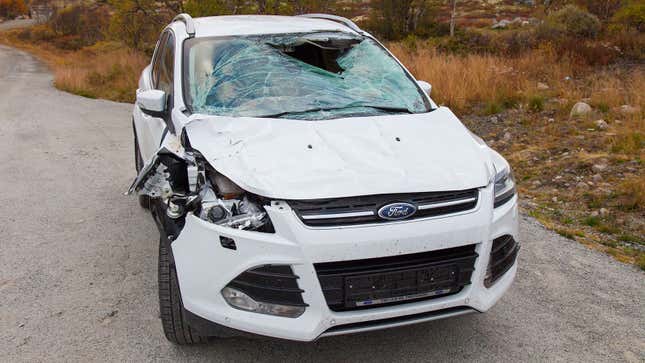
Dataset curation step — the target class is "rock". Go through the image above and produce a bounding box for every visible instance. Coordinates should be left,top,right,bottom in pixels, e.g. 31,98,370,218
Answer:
619,105,640,115
503,132,512,141
576,182,589,190
592,174,603,182
492,19,511,29
594,119,608,130
531,180,542,187
590,211,599,217
599,208,609,217
570,102,592,118
537,82,549,90
592,164,608,173
490,116,499,123
552,197,558,203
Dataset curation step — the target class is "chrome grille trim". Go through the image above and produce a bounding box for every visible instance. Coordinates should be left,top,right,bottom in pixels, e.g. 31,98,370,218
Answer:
417,197,477,210
300,210,375,220
289,189,480,227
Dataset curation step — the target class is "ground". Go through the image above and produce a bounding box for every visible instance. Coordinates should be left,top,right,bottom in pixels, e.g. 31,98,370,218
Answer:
0,45,643,362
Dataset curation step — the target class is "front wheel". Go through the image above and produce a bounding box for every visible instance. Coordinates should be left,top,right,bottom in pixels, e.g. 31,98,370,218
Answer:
158,238,208,345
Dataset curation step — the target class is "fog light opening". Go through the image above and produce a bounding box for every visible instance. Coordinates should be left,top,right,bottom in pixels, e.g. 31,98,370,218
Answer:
221,287,305,318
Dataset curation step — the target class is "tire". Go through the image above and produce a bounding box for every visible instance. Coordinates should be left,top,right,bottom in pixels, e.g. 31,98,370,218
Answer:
158,238,208,345
133,122,150,209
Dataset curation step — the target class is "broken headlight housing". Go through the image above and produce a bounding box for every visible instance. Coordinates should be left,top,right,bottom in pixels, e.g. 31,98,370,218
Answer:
493,166,516,208
199,171,275,233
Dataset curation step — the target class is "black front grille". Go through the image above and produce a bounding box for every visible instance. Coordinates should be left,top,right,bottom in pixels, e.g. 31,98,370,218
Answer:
314,245,478,311
288,189,479,227
484,235,519,287
227,265,308,307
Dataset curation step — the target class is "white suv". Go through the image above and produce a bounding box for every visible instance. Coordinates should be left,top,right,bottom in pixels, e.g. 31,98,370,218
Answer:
130,14,519,344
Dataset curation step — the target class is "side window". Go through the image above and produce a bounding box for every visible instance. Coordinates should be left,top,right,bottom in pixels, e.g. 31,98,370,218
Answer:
151,32,168,88
157,32,175,97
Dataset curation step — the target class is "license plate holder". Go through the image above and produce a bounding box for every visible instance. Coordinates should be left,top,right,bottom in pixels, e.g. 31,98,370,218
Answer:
344,264,458,308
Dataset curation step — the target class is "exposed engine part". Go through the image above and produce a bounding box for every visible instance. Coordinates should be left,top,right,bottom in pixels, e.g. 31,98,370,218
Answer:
200,194,268,230
129,147,273,233
209,169,244,199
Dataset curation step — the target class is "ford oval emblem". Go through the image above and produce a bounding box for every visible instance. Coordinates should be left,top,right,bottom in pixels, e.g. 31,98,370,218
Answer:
377,202,417,221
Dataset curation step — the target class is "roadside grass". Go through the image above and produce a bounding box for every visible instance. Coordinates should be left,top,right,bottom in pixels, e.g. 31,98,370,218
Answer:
0,32,147,102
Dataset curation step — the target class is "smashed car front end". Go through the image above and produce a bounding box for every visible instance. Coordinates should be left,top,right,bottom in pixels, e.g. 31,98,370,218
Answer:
169,181,519,341
129,137,519,341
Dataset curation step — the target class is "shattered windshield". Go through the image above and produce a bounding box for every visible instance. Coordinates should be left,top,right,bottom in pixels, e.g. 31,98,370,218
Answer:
183,32,431,120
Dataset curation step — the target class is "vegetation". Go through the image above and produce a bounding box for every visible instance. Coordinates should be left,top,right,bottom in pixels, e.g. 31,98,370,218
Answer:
0,0,642,269
0,0,27,19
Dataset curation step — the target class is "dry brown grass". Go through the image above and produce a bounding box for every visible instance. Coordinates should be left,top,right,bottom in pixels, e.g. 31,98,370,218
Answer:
390,42,644,116
390,43,578,112
0,33,147,102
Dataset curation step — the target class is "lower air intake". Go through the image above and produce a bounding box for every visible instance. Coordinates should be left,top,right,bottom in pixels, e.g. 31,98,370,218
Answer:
485,235,520,287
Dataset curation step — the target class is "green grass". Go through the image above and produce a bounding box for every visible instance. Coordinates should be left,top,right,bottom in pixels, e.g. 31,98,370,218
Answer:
528,95,545,113
583,216,601,227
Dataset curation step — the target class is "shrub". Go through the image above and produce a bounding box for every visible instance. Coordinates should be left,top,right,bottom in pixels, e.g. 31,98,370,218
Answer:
0,0,27,19
615,178,644,211
48,5,110,49
548,5,602,39
611,2,645,32
610,28,645,61
496,30,537,56
108,0,169,52
580,0,624,21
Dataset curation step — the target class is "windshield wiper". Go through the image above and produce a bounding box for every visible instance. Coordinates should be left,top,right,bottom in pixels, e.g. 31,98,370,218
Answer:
258,105,412,119
363,106,413,114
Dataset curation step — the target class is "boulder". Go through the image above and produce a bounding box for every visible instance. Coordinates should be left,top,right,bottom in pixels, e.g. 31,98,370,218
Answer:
570,102,592,118
594,119,608,130
619,105,640,115
591,164,607,173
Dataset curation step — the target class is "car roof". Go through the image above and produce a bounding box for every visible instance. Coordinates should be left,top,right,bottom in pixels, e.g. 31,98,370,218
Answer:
191,15,360,38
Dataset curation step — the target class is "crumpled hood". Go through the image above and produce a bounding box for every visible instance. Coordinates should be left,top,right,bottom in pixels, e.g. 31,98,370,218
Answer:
184,107,494,200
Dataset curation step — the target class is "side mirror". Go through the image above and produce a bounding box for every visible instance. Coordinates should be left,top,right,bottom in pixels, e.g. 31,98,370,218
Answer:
136,89,167,117
417,80,432,96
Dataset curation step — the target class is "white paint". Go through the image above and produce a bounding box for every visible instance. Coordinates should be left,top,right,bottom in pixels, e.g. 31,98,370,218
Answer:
192,15,359,38
185,107,494,200
136,89,166,113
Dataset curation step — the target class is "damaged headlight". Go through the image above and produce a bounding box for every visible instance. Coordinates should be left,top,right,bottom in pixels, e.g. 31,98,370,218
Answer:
199,172,274,232
493,166,516,208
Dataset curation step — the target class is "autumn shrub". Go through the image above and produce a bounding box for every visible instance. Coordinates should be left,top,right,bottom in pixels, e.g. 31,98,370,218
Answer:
611,2,645,32
579,0,624,21
548,5,602,38
0,0,27,19
48,5,110,50
537,5,602,45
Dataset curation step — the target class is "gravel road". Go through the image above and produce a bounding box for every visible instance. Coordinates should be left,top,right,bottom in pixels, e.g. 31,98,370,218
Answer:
0,44,643,362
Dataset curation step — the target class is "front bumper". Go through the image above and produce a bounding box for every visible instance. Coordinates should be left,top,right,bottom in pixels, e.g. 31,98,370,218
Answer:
171,185,519,341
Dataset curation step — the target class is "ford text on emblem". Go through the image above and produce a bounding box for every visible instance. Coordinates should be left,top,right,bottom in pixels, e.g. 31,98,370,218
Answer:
377,202,417,220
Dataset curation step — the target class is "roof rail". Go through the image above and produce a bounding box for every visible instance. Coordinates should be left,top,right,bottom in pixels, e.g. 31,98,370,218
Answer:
297,13,364,34
173,13,196,37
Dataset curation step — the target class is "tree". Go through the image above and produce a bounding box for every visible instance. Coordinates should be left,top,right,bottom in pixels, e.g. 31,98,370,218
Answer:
369,0,437,40
449,0,457,37
108,0,168,51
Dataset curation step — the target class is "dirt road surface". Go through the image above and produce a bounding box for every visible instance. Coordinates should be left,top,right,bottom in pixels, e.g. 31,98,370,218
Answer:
0,44,643,362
